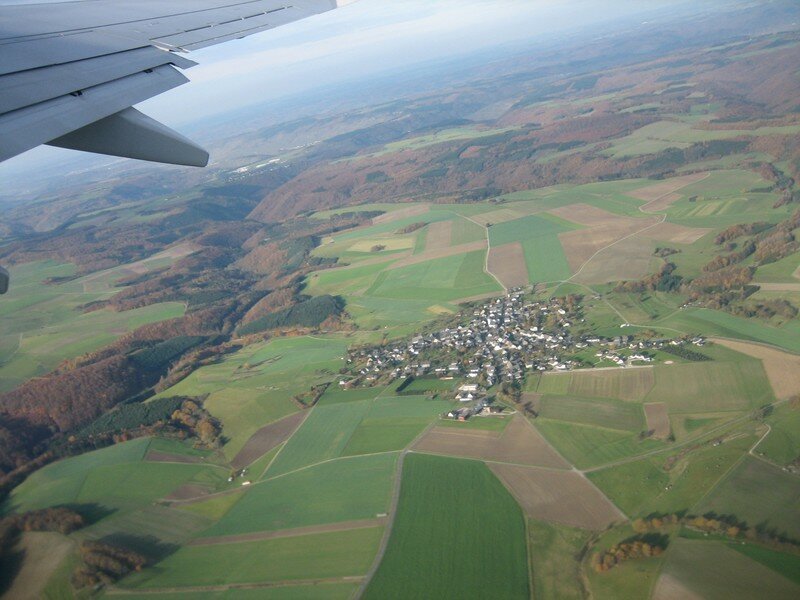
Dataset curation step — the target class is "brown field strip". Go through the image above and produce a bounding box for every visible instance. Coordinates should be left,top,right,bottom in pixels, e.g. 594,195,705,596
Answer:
640,222,710,245
372,204,429,224
189,518,387,546
468,203,544,226
425,220,453,251
712,338,800,400
146,451,203,464
548,203,659,274
452,290,505,304
549,203,641,227
386,240,488,269
572,235,653,284
413,414,570,469
165,483,215,501
488,463,625,529
644,403,671,439
756,282,800,292
231,411,307,470
626,171,709,204
488,242,529,288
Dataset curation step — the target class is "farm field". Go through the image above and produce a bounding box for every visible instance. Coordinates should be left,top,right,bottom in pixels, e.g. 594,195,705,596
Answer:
153,336,350,459
538,395,644,432
115,584,360,600
0,260,186,392
413,414,571,469
759,403,800,466
696,457,800,540
653,539,799,600
528,520,593,600
364,453,529,599
534,419,664,470
200,453,397,537
644,360,774,413
533,367,655,401
488,463,624,529
3,436,230,558
122,526,384,589
587,427,758,517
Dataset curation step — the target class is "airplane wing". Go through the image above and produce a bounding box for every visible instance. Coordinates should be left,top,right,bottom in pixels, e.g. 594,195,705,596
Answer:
0,0,356,167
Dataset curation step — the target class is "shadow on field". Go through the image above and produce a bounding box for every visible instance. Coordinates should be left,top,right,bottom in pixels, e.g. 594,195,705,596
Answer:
97,533,180,563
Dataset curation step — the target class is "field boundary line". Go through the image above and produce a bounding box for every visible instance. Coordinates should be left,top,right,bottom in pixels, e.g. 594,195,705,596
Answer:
356,421,438,598
583,398,791,474
461,213,509,294
107,576,365,595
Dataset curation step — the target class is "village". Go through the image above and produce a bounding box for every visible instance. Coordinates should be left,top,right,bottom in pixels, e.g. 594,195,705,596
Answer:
343,291,706,419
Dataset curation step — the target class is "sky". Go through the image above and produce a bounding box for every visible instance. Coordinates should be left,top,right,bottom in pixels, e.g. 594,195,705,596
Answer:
0,0,694,185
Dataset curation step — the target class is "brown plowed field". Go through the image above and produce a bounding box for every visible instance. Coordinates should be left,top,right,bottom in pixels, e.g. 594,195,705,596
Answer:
146,451,203,464
489,463,624,529
756,282,800,292
166,483,213,501
386,240,487,269
413,414,570,469
231,411,307,470
641,222,710,244
190,518,386,546
559,220,658,272
425,220,453,251
572,235,653,284
626,172,709,204
488,242,529,288
372,205,429,224
712,338,800,400
549,203,641,227
644,403,671,439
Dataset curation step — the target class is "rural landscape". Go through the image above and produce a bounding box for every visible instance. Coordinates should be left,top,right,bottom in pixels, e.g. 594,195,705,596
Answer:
1,1,799,598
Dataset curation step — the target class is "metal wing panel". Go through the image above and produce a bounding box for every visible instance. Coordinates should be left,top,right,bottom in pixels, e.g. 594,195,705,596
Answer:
0,65,188,162
0,0,352,166
0,47,196,114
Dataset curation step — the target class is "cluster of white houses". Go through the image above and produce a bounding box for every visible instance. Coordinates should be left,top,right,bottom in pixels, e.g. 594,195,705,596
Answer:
344,292,704,389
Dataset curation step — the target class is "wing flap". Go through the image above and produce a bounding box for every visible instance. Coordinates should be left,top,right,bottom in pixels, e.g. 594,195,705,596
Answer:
0,47,196,114
0,65,188,162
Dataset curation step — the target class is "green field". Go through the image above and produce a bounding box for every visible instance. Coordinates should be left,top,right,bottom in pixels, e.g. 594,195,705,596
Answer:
534,368,655,401
364,453,529,599
343,395,454,455
154,336,349,458
114,583,360,600
644,360,774,412
123,526,384,589
201,453,397,536
588,428,758,516
534,419,664,470
538,395,644,431
0,260,186,392
758,404,800,465
584,524,666,600
528,520,593,600
657,538,799,599
696,457,800,539
488,214,576,282
265,400,372,477
5,437,223,516
659,308,800,353
603,121,800,158
366,250,501,301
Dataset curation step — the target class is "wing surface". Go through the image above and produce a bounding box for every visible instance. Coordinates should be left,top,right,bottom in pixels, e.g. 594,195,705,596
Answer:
0,0,354,166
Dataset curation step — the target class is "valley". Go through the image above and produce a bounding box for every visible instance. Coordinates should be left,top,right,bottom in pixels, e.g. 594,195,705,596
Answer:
1,3,799,598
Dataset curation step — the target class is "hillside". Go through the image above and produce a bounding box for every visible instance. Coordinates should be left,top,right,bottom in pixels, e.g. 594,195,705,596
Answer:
1,3,800,598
